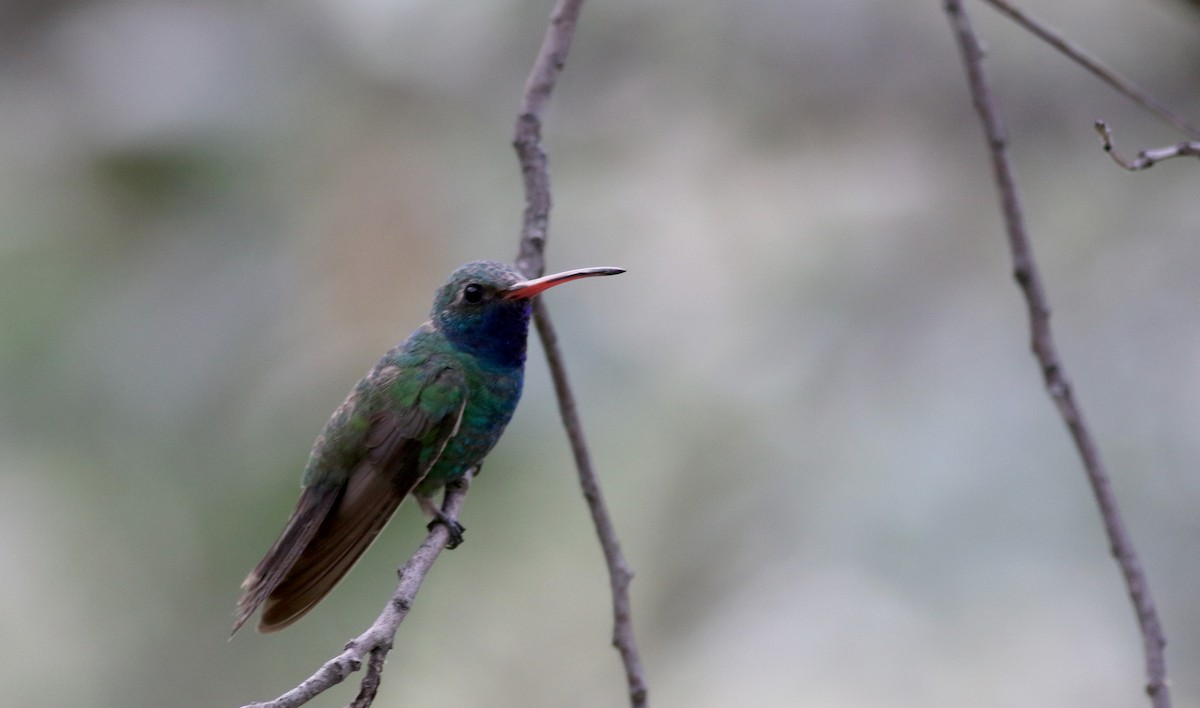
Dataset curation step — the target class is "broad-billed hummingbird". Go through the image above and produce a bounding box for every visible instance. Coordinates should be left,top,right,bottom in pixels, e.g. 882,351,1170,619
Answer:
233,260,623,634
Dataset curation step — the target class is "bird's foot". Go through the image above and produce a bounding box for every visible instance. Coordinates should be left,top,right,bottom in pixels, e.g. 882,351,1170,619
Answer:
416,486,469,549
426,512,465,549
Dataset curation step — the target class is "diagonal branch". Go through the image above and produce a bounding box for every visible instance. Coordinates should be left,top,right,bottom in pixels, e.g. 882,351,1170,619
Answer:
978,0,1200,140
943,2,1172,707
533,297,647,706
238,473,472,708
511,1,649,706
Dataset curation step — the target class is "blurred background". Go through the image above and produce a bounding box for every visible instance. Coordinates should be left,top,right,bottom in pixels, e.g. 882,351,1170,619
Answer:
2,0,1199,706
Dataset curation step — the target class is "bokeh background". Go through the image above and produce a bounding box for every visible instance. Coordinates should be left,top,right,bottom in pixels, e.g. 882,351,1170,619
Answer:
3,1,1199,706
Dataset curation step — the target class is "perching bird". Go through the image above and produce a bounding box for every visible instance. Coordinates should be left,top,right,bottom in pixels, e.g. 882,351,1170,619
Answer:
233,260,623,634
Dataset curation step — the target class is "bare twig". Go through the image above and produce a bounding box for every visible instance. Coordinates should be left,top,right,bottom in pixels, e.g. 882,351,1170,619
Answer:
1094,120,1200,171
347,645,389,708
533,298,647,706
511,1,649,706
943,2,1172,707
979,0,1200,140
239,474,472,708
513,0,584,279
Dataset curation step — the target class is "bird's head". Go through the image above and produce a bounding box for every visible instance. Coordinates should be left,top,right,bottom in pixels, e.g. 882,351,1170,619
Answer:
432,260,623,367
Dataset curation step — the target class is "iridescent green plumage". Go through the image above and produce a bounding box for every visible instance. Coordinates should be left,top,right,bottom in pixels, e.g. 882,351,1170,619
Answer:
233,260,622,634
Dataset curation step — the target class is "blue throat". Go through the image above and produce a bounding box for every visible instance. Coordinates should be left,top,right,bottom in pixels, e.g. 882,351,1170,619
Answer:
440,301,531,370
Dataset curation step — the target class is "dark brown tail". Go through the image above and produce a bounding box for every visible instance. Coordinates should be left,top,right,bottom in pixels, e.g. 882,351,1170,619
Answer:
232,483,340,635
232,463,412,634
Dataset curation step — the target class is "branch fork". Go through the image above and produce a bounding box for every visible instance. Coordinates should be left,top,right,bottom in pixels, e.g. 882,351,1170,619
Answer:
238,474,471,708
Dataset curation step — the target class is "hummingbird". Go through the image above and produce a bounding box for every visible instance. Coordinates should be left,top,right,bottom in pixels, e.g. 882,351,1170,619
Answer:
233,260,623,635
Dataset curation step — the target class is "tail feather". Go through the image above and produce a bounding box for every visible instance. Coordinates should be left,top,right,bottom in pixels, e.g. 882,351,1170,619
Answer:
232,484,341,636
256,464,410,631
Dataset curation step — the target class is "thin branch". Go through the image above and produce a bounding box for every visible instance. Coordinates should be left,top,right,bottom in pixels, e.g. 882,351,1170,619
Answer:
533,298,648,706
239,474,472,708
943,2,1171,707
513,0,584,280
978,0,1200,140
347,645,389,708
511,1,649,706
1094,120,1200,171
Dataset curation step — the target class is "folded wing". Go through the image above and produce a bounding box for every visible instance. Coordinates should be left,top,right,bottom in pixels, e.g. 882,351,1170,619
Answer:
233,365,467,634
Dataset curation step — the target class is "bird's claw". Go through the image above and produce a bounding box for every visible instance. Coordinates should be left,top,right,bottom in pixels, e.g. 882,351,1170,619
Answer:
427,513,465,549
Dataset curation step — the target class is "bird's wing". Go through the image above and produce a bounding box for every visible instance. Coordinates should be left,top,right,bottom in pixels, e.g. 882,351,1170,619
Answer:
234,364,467,634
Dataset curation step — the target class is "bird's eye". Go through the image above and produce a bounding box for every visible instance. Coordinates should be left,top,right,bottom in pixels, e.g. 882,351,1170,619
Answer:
463,283,485,304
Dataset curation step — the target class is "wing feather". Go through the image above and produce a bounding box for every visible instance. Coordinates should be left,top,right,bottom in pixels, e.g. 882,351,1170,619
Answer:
239,366,468,633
